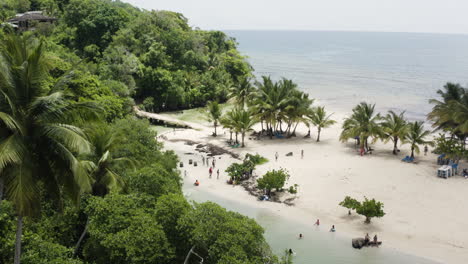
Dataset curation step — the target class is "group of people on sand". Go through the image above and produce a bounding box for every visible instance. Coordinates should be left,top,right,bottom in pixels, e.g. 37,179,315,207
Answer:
194,154,221,186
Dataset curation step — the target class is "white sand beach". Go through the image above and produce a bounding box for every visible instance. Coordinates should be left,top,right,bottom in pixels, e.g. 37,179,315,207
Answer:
158,111,468,264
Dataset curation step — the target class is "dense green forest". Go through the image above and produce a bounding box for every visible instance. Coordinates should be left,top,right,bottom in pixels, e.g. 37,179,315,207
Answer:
0,1,288,264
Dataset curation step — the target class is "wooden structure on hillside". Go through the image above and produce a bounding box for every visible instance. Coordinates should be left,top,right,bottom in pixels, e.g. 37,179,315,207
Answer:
7,11,57,31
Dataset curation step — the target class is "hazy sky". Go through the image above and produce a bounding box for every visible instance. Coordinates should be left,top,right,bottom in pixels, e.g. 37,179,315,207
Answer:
122,0,468,34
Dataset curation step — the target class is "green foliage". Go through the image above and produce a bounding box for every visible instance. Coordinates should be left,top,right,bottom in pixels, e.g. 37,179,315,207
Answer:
251,76,314,138
127,163,181,198
405,121,433,158
177,202,276,264
0,201,15,263
83,194,174,264
207,101,222,135
381,111,409,154
257,169,290,193
225,163,248,182
339,196,361,211
22,235,83,264
340,102,382,149
288,184,299,194
433,134,467,161
355,197,386,223
308,106,336,142
245,153,269,165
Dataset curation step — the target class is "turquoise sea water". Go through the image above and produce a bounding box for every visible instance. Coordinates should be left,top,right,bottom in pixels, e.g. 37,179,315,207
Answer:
225,30,468,120
184,181,437,264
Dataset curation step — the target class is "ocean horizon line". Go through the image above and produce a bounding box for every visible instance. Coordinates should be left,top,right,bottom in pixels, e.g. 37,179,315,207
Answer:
217,28,468,37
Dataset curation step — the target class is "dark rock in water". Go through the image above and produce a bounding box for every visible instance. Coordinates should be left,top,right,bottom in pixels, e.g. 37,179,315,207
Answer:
194,161,198,167
286,152,293,156
189,159,193,164
179,162,183,168
352,238,366,249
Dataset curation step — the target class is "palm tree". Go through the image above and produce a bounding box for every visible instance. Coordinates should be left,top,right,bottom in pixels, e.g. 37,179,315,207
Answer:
206,101,222,136
381,111,409,155
228,77,254,109
230,108,257,147
428,83,468,149
309,106,336,142
0,34,97,264
405,121,432,158
74,124,132,255
340,102,382,153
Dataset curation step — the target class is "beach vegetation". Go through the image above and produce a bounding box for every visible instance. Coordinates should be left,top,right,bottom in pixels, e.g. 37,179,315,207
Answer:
381,111,409,155
228,76,254,109
229,108,257,147
0,2,280,262
245,153,269,165
250,76,314,138
428,82,468,153
433,134,467,161
308,106,336,142
339,196,361,214
405,121,433,158
356,197,386,224
206,101,222,136
257,169,290,195
340,102,382,152
287,184,299,194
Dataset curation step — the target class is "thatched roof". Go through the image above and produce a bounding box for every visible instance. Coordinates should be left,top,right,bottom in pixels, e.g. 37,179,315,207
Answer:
8,13,57,23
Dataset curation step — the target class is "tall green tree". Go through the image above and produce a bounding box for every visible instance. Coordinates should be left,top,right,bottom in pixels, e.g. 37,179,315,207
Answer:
381,111,408,155
74,124,133,255
340,102,382,152
230,108,257,147
0,33,97,264
405,121,433,158
308,106,336,142
228,77,254,109
206,101,222,136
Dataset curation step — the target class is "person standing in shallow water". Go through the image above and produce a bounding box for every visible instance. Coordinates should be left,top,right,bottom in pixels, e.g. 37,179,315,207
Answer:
202,155,205,165
275,152,279,161
217,169,220,179
314,219,320,226
301,149,304,159
209,167,213,178
424,145,428,156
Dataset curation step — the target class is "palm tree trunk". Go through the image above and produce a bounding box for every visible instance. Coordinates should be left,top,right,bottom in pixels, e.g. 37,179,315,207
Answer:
291,122,299,137
411,146,415,158
14,215,23,264
235,132,238,144
393,137,398,155
214,121,217,136
229,131,233,142
317,127,321,142
241,132,245,147
74,218,89,256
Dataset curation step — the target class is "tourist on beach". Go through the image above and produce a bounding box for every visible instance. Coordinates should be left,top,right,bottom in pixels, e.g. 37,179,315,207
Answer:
330,225,335,232
212,158,216,168
202,155,205,165
365,233,370,244
301,149,304,159
288,249,293,255
209,167,213,178
373,235,378,246
424,145,428,156
184,170,187,177
299,233,303,239
314,219,320,226
194,180,199,186
217,169,220,179
275,152,279,161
